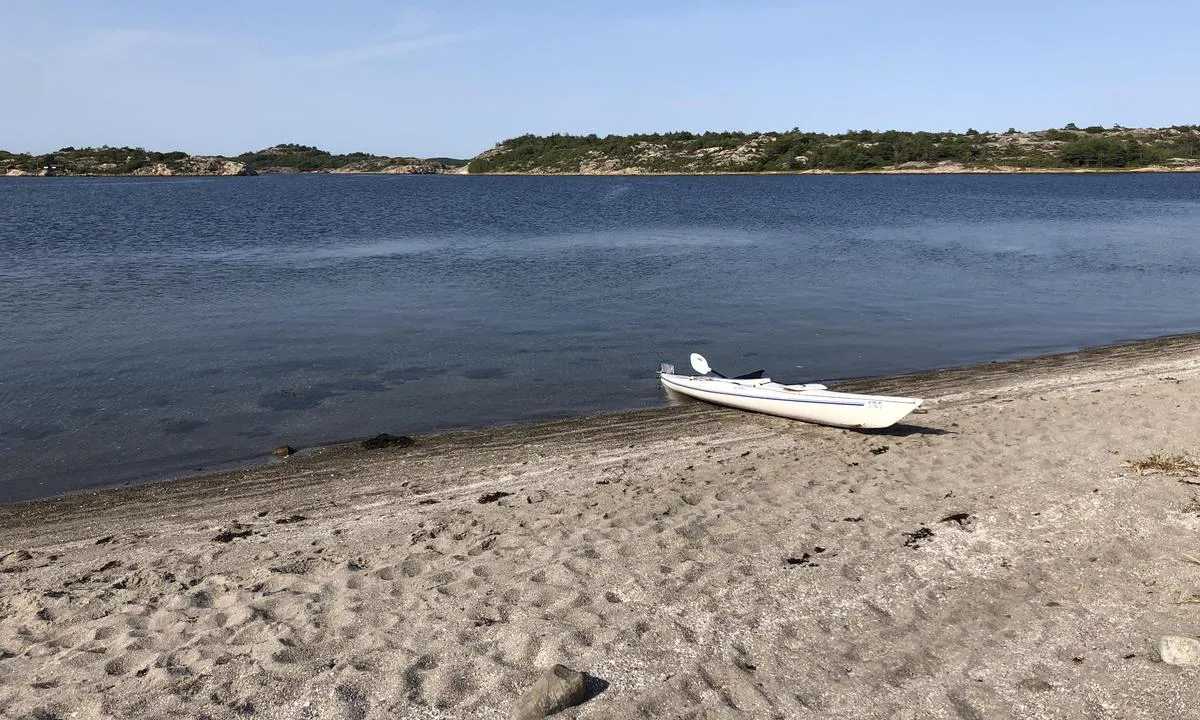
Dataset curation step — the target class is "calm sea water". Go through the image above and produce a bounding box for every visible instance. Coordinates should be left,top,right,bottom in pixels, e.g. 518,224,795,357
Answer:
2,173,1199,503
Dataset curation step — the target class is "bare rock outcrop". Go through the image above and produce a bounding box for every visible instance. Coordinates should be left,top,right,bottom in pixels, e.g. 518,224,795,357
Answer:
129,157,255,176
381,164,440,174
181,157,256,176
132,163,174,177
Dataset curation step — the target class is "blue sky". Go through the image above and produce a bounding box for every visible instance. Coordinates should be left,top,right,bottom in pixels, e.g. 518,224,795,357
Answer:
1,0,1197,158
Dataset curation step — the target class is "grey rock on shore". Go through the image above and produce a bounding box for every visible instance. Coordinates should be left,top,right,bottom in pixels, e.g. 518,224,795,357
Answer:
1158,635,1200,666
510,664,588,719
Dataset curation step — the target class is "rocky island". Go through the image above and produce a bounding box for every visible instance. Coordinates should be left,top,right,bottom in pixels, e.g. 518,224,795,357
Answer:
466,124,1200,175
6,125,1200,178
0,144,467,177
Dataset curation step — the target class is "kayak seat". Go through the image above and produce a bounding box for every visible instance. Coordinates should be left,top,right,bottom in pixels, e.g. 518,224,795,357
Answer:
733,369,765,380
782,383,828,391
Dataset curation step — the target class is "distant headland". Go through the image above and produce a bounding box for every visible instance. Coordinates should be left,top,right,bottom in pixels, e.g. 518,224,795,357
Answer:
4,125,1200,177
467,124,1200,175
0,144,468,177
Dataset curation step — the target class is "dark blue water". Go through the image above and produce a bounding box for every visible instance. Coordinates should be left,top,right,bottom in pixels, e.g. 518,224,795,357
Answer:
2,173,1199,503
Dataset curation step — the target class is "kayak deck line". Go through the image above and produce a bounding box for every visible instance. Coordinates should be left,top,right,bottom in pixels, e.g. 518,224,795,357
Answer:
660,374,871,407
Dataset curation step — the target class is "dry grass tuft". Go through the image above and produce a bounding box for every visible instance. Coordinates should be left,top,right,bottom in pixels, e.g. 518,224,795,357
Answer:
1123,454,1200,477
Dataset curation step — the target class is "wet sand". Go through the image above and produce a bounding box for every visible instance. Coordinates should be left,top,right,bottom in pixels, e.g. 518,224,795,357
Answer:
2,334,1199,719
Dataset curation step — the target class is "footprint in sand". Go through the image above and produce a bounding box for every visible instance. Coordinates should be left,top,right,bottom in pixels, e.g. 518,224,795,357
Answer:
400,556,426,578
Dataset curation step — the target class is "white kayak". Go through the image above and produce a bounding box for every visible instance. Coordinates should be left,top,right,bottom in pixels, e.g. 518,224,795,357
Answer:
659,353,922,429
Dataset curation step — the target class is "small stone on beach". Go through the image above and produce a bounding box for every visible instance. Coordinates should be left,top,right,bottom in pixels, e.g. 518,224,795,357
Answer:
1158,635,1200,666
510,664,588,720
0,550,34,566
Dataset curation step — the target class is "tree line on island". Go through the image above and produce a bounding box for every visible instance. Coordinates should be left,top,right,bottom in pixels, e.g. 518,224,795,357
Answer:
3,125,1199,177
467,124,1200,174
0,144,468,176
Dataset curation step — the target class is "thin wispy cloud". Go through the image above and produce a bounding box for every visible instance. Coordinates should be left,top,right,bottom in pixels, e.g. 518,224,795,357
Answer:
1,26,218,63
298,28,494,69
77,27,219,56
380,6,437,40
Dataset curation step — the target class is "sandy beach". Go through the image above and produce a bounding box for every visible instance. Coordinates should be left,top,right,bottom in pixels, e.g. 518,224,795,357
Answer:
2,335,1199,719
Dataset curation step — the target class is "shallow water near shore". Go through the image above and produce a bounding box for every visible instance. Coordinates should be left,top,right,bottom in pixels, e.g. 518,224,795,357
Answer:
2,173,1199,503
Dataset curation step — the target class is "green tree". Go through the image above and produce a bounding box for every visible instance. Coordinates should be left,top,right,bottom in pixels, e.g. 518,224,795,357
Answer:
1058,138,1152,167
